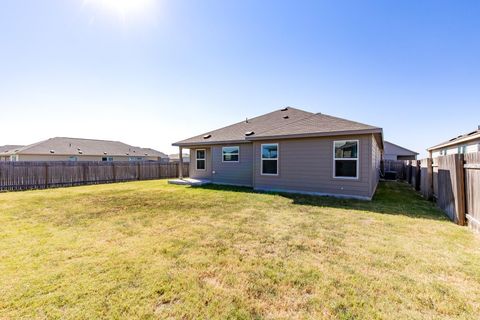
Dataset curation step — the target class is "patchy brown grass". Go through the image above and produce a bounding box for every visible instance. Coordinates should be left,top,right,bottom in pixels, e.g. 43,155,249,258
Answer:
0,180,479,319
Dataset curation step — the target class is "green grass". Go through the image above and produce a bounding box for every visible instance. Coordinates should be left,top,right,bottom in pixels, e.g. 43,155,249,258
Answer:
0,181,479,319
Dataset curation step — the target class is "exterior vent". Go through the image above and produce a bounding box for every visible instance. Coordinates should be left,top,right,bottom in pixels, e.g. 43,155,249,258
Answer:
49,150,55,154
203,134,212,139
245,131,255,136
283,115,289,119
281,107,288,111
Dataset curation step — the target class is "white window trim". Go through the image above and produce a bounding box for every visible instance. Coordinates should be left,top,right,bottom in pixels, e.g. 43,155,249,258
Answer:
196,149,206,171
333,140,360,180
222,146,240,163
261,143,279,176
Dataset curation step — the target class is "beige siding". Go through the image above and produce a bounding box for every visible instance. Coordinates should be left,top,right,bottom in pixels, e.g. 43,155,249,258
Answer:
253,135,374,199
15,155,160,161
370,135,382,197
431,139,480,158
189,148,212,179
211,144,253,186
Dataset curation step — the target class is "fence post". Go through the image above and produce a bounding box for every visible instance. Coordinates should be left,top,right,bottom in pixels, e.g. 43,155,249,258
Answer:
83,163,88,184
137,162,141,180
44,163,49,189
415,160,421,191
427,158,433,201
112,163,116,182
455,154,466,226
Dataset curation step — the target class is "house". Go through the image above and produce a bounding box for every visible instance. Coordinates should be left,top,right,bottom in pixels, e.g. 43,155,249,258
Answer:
0,145,24,161
172,107,384,200
384,141,418,160
0,137,168,162
168,153,190,163
428,127,480,158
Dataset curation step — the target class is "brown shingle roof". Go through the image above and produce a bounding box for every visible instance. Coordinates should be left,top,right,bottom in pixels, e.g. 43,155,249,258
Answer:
173,107,382,146
7,137,168,158
0,145,24,154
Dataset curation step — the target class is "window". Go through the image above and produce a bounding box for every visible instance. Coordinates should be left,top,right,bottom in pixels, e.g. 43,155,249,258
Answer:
102,157,113,162
458,145,467,154
222,146,239,162
196,149,206,170
440,149,447,156
129,157,144,161
334,140,359,179
9,155,17,162
261,144,278,175
68,156,78,161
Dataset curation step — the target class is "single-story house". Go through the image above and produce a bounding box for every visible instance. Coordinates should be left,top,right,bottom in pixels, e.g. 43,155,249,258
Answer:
168,153,191,163
428,127,480,158
384,141,418,160
0,137,169,162
172,107,384,200
0,145,24,161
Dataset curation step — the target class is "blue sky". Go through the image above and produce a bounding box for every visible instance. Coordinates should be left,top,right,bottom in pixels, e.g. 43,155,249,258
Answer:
1,0,479,156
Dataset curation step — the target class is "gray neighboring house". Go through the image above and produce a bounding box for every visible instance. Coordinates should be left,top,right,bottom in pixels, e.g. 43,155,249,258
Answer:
384,141,418,160
173,107,384,200
428,127,480,158
0,137,169,162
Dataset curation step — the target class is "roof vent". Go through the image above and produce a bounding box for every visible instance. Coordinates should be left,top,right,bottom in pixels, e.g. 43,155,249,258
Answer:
281,107,288,111
104,152,107,155
49,150,55,154
78,151,83,154
468,131,477,136
145,153,148,156
283,115,289,119
245,131,255,136
126,153,129,155
203,134,211,139
77,148,81,151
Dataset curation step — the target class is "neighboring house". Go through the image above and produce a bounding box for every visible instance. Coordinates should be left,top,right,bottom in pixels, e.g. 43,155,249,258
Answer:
168,153,190,163
173,107,384,200
0,137,168,162
384,141,418,160
428,127,480,158
0,145,24,161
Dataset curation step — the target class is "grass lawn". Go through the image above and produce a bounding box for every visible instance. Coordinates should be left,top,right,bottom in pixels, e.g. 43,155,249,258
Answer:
0,180,479,319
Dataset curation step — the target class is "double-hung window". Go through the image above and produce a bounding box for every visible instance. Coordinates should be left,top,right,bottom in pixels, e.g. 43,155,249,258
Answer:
458,145,467,154
222,146,239,162
196,149,206,170
261,144,278,175
334,140,359,179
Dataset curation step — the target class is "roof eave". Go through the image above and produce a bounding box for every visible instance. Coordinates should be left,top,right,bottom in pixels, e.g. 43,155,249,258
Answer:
172,139,251,147
427,133,480,151
245,128,383,141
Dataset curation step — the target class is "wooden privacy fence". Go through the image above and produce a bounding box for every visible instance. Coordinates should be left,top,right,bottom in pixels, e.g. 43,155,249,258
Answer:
383,153,480,232
0,161,189,191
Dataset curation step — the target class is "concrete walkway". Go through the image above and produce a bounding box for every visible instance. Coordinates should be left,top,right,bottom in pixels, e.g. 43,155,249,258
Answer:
168,178,211,186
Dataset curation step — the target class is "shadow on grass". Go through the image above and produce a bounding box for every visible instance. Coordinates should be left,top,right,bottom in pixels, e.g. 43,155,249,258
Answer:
192,181,447,221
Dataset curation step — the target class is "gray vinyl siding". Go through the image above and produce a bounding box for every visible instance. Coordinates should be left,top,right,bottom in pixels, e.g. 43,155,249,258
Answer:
253,135,374,198
370,135,382,197
189,148,212,179
211,144,253,186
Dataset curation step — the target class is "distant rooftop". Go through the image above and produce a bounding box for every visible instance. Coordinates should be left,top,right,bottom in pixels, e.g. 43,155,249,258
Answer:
0,138,168,158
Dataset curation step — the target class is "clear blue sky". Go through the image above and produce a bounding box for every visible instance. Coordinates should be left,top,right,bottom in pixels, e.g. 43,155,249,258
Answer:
1,0,479,156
